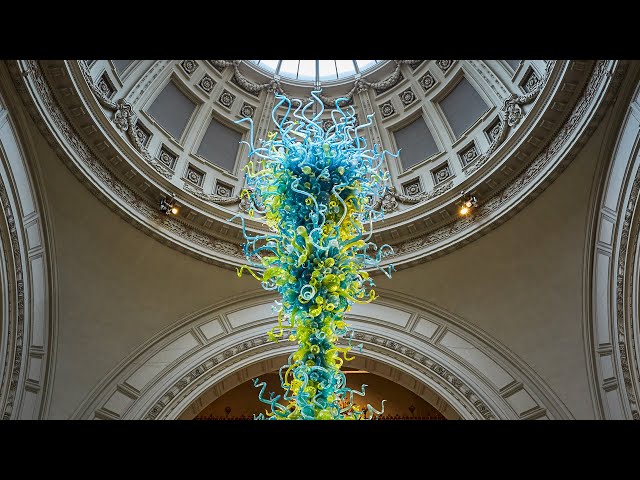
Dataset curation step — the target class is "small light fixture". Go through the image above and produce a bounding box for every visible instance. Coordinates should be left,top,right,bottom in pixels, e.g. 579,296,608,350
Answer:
458,190,478,217
160,193,179,216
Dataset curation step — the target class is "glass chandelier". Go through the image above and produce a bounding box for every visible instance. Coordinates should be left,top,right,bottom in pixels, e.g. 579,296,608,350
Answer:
233,91,396,419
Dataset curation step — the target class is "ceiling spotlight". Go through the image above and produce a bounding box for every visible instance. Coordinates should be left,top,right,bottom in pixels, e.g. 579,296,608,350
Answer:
458,191,478,217
160,194,178,216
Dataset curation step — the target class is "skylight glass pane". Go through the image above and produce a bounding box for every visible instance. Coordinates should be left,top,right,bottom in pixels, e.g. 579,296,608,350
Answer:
355,60,375,71
298,60,315,80
257,60,279,71
279,60,299,77
250,60,386,82
335,60,356,78
318,60,337,80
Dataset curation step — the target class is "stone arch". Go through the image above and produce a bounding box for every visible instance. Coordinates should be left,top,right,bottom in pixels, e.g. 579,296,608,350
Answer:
587,71,640,419
0,67,57,419
73,289,572,420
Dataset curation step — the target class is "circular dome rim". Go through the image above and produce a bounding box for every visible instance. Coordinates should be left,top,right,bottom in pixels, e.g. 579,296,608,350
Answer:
240,59,391,88
8,59,623,273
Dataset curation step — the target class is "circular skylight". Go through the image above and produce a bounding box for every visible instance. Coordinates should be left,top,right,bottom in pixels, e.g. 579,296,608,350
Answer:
249,60,384,83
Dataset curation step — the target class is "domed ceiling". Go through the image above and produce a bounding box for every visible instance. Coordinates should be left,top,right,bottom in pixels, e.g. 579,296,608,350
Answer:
7,59,630,270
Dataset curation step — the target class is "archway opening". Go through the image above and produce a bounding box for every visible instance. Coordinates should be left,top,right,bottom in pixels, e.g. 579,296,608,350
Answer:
193,367,447,420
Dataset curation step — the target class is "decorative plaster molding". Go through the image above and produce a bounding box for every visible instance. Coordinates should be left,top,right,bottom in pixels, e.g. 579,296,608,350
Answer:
143,335,274,420
183,182,241,206
145,331,498,421
372,181,455,213
0,82,54,420
352,331,495,419
0,179,25,419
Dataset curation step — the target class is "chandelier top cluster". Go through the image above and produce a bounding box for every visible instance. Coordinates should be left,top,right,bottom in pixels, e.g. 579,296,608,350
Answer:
233,90,396,419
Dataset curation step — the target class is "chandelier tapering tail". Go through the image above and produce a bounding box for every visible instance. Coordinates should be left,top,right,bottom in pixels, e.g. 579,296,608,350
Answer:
232,91,397,420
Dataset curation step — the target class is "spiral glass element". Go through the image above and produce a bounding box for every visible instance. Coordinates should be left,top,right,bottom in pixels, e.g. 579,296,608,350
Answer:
233,91,396,420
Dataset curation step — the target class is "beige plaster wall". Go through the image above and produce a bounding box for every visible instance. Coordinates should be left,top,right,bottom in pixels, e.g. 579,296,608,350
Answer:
374,117,608,419
28,126,261,419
